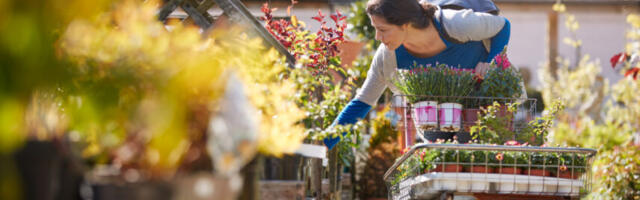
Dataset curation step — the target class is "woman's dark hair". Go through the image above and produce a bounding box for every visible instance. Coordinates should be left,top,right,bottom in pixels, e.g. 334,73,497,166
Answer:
366,0,437,29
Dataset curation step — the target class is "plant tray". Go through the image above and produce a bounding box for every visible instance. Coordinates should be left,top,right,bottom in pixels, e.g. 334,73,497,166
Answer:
393,172,583,200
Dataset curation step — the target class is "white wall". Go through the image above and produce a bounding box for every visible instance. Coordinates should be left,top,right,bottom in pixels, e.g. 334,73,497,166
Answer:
501,10,548,87
500,4,637,88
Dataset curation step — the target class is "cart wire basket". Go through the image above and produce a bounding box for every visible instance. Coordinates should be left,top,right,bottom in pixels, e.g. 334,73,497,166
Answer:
383,144,597,200
391,95,537,144
386,95,597,199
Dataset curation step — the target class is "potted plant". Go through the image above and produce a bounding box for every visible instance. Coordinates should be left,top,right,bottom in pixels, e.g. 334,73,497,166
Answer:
494,152,527,174
478,49,523,103
420,148,443,173
516,100,565,146
394,65,440,133
469,102,519,145
525,153,556,177
443,149,468,172
477,50,523,127
438,66,476,133
462,90,483,133
555,154,587,179
420,148,468,173
469,151,495,173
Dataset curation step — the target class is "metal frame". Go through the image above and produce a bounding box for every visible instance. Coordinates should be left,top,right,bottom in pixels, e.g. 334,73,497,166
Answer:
158,0,296,67
384,144,597,181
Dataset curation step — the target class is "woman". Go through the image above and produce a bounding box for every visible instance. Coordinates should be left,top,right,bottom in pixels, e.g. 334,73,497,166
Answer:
325,0,510,149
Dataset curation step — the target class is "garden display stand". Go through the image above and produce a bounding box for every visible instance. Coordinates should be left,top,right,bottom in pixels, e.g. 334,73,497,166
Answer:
383,144,596,200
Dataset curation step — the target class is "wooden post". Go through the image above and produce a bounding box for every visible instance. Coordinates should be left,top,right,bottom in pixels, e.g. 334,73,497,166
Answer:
328,147,342,200
310,158,323,199
548,11,559,78
238,155,262,200
307,140,323,199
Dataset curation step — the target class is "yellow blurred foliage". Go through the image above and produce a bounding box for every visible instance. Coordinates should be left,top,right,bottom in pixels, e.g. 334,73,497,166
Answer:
54,0,305,175
0,99,24,154
552,2,566,13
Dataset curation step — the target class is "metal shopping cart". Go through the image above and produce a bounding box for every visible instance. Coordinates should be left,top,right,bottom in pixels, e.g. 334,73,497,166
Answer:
386,95,597,200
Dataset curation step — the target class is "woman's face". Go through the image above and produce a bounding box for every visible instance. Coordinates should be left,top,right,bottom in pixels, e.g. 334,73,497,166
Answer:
370,14,407,50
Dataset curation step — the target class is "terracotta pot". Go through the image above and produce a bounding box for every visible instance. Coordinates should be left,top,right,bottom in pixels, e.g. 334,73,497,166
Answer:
426,165,443,173
462,108,481,132
556,171,582,179
469,166,495,173
426,164,465,173
443,164,465,173
525,169,551,177
497,167,521,174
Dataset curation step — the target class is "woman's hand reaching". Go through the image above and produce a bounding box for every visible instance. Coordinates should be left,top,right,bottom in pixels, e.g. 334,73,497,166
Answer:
474,62,491,78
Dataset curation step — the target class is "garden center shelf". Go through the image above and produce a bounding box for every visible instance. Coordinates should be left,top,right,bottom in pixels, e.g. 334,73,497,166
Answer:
383,144,597,200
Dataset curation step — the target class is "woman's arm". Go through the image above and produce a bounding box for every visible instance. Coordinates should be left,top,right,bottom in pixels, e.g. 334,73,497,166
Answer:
324,45,390,149
323,99,372,149
485,19,510,62
439,9,508,43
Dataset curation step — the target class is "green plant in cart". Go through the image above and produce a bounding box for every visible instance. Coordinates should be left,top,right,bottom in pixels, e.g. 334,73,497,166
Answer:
557,153,588,176
470,102,518,144
516,100,565,146
478,49,523,105
418,148,442,173
503,152,528,169
441,67,476,104
394,64,475,103
393,63,440,103
471,100,564,145
470,150,494,164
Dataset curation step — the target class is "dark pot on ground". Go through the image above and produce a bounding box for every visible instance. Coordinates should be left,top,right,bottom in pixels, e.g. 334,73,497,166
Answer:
14,140,62,200
83,181,173,200
14,140,84,200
